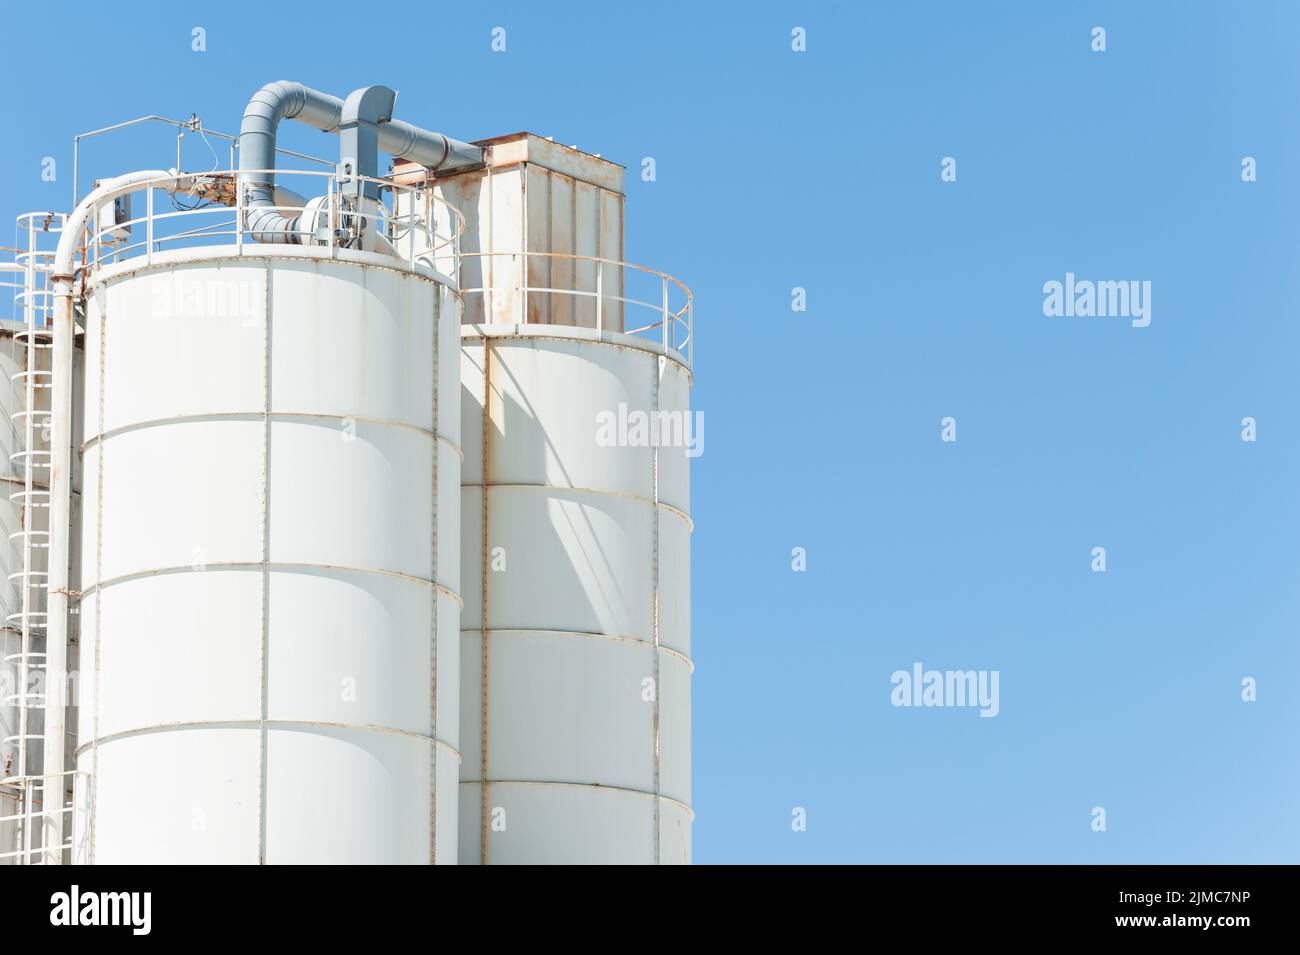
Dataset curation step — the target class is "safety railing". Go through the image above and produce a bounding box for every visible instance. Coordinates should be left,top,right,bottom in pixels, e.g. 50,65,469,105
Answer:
71,112,333,207
0,769,86,865
80,169,465,280
459,251,693,368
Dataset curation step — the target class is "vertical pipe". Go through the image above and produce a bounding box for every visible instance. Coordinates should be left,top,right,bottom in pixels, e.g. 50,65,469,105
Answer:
479,340,492,865
328,176,336,254
47,170,171,865
42,273,73,864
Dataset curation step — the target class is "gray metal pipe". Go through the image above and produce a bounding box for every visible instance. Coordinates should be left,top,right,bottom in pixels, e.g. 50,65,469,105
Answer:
238,80,484,243
383,119,486,171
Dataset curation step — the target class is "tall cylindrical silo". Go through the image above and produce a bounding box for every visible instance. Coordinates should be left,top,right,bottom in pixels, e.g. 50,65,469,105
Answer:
459,325,693,864
71,246,462,863
406,133,694,865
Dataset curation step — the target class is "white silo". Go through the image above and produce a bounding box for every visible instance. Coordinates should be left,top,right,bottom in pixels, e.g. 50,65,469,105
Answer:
11,86,693,865
52,83,480,864
71,245,463,863
68,242,462,862
400,134,694,864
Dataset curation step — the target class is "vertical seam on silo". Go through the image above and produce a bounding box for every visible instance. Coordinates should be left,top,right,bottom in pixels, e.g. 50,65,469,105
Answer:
485,166,494,324
596,196,604,330
480,339,491,866
429,284,439,865
257,262,271,865
617,194,625,332
652,353,662,865
521,165,528,325
544,172,553,323
90,295,107,863
569,181,576,327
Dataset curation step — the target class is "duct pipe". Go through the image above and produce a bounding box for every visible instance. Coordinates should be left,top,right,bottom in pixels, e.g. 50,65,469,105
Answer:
339,86,397,202
46,170,172,863
238,80,484,243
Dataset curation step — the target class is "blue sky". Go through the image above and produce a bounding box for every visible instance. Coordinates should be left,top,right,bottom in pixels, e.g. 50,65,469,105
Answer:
3,0,1297,863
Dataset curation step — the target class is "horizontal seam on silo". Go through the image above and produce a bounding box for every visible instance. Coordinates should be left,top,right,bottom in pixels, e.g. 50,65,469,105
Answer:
464,482,691,529
457,779,693,819
459,627,693,670
81,562,464,608
74,721,463,763
82,413,465,462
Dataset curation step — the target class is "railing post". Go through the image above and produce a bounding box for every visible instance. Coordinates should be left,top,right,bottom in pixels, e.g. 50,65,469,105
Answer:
595,259,603,335
24,779,34,864
236,178,245,253
688,298,694,369
146,186,154,266
328,174,336,254
661,276,669,354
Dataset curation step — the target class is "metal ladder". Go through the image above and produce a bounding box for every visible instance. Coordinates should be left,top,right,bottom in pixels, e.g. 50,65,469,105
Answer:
1,212,64,863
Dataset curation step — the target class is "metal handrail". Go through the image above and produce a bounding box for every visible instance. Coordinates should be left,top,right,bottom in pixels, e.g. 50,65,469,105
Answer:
79,168,466,281
459,250,694,368
71,114,334,207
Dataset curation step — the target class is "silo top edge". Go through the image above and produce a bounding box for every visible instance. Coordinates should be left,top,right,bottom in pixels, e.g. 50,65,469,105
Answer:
87,245,459,292
460,322,692,376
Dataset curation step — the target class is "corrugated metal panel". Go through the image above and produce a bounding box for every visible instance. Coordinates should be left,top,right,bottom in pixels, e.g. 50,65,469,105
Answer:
412,133,627,331
598,188,625,332
573,180,599,329
547,172,575,327
525,166,550,326
487,166,525,325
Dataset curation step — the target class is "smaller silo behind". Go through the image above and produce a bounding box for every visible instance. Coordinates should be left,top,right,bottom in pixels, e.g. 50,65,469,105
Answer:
400,135,695,864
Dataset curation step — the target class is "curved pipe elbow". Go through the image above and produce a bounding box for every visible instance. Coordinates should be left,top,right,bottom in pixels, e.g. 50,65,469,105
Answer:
237,80,486,244
239,81,336,243
53,170,174,279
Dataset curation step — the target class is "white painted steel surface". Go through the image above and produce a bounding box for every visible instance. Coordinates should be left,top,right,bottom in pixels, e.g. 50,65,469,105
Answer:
460,325,692,864
71,250,462,863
